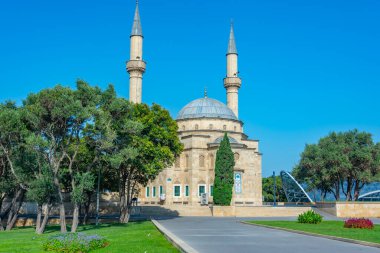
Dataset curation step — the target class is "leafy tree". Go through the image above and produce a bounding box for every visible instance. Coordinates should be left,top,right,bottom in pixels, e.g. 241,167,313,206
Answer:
213,133,235,206
294,130,380,201
262,176,286,202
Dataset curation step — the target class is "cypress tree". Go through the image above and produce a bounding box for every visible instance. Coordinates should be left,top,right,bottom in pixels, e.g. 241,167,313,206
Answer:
213,133,235,205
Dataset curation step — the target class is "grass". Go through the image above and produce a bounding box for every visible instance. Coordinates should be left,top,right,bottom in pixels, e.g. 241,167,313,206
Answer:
0,221,179,253
248,220,380,244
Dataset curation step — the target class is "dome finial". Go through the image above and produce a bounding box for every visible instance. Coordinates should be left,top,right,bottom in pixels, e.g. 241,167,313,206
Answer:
204,87,208,98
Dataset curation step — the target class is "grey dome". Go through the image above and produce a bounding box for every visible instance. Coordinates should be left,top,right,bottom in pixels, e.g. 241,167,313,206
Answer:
177,97,237,120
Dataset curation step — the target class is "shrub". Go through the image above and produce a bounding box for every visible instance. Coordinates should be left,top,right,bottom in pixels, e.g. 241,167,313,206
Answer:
297,210,323,224
43,233,109,253
344,218,374,229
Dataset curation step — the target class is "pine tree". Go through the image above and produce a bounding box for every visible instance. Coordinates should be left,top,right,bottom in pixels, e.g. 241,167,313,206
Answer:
213,133,235,205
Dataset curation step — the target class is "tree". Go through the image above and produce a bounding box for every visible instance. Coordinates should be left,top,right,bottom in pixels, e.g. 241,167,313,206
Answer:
213,133,235,206
98,96,182,223
262,176,286,202
294,130,380,201
23,81,101,232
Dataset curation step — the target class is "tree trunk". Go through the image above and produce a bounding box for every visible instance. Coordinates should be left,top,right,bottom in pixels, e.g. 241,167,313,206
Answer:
54,175,67,233
6,188,25,231
345,177,353,201
36,204,50,234
353,181,364,201
82,192,92,225
71,203,79,232
35,204,42,233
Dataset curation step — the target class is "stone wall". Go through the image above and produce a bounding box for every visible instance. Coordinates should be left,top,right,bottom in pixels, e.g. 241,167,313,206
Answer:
212,206,312,217
316,202,380,218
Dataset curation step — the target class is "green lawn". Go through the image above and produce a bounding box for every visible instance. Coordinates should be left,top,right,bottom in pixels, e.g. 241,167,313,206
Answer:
0,221,179,253
248,220,380,244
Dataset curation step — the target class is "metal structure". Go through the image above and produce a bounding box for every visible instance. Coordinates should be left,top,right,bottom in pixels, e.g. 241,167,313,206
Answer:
357,190,380,202
280,171,313,204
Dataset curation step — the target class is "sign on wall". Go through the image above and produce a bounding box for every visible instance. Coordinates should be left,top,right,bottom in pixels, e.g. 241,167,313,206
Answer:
234,172,242,194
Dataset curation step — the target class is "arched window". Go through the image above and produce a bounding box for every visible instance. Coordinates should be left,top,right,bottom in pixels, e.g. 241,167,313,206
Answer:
234,152,240,161
209,154,215,169
234,126,237,132
223,125,227,130
199,155,205,167
209,124,213,130
185,154,190,168
195,124,199,130
182,125,185,131
175,156,181,168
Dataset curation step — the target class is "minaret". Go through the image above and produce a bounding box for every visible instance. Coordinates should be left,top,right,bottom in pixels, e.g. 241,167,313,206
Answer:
127,1,146,104
223,22,242,117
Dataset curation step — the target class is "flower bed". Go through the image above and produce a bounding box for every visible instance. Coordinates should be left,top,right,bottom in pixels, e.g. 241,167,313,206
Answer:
43,233,109,253
344,218,374,229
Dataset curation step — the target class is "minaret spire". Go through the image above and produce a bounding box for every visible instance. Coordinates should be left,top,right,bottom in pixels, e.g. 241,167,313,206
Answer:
227,21,237,54
131,0,143,36
223,20,241,117
127,0,146,103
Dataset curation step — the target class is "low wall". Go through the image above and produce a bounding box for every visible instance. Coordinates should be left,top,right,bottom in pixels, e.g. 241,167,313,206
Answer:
212,206,311,217
317,202,380,218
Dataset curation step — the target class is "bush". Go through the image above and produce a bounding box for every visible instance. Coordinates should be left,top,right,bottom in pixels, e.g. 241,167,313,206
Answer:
43,233,109,253
297,210,323,224
344,218,374,229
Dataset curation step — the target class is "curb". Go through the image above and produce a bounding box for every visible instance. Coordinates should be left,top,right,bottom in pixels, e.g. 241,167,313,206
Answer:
241,221,380,249
152,219,199,253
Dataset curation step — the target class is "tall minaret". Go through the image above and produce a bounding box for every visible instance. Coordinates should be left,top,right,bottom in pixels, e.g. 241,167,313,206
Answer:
127,1,146,104
223,22,242,117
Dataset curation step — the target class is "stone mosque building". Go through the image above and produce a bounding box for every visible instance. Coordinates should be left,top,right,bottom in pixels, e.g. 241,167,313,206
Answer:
127,3,262,206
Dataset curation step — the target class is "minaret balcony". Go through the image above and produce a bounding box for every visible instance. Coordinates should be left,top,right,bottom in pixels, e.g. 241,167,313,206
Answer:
224,77,242,88
126,60,146,73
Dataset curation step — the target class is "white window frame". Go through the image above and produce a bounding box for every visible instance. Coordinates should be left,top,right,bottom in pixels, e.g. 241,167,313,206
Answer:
184,185,189,197
173,184,181,197
209,185,214,197
198,184,206,197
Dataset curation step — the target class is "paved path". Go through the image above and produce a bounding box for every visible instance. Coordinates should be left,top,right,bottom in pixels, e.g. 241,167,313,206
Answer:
156,217,380,253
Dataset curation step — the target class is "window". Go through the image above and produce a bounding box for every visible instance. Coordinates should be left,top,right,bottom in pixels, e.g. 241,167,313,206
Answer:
159,185,163,195
199,155,205,167
174,185,181,197
182,125,185,131
234,153,240,161
209,124,213,130
185,185,189,197
175,156,180,168
209,154,215,169
234,126,237,131
198,184,206,196
152,186,156,197
146,186,150,198
195,124,199,130
223,125,227,130
210,185,214,197
185,155,190,168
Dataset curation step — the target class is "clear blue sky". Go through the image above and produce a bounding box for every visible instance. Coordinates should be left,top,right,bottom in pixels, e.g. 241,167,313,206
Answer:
1,0,379,177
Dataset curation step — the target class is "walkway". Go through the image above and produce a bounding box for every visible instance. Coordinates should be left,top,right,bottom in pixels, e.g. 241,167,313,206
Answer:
155,217,380,253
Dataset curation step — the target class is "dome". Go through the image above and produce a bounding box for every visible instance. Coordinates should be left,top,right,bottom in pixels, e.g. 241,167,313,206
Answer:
214,136,239,144
177,97,237,120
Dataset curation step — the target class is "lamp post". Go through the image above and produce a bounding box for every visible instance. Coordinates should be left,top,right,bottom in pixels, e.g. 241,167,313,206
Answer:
273,171,276,206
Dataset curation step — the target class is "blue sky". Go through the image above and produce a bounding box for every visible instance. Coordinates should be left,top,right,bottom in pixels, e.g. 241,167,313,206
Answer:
1,0,379,177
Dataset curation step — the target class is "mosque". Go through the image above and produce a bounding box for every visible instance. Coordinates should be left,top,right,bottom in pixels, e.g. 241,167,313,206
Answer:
127,2,262,206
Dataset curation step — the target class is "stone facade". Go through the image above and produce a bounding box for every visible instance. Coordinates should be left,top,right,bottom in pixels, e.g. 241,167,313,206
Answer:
127,3,263,207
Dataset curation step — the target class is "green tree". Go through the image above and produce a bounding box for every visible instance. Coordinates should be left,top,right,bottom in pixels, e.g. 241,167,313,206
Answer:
213,133,235,206
262,176,287,202
294,130,380,201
